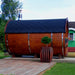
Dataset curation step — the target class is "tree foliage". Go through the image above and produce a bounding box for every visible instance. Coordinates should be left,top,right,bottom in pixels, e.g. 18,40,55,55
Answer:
0,18,7,51
0,0,22,51
41,36,51,44
1,0,22,20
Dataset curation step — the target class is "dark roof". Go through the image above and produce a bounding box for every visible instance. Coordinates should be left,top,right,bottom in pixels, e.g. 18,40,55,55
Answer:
69,22,75,28
5,19,68,33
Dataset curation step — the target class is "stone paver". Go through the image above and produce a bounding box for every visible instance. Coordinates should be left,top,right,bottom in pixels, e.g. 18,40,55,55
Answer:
0,58,56,75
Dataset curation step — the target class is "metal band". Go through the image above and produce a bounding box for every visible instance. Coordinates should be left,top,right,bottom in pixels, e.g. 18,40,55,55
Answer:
6,34,8,46
6,34,11,53
28,34,31,53
51,33,53,47
6,34,8,48
62,33,64,56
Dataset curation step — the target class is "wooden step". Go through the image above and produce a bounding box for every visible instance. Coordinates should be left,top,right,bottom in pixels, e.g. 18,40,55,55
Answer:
67,52,75,57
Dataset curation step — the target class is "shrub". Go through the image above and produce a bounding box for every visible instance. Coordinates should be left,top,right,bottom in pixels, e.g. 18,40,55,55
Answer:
41,36,51,44
0,43,4,51
0,19,7,51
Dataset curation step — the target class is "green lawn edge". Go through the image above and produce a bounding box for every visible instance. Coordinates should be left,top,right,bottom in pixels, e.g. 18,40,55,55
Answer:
43,63,75,75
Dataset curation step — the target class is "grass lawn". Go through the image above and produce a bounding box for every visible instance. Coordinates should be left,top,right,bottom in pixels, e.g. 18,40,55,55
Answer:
43,63,75,75
0,51,10,59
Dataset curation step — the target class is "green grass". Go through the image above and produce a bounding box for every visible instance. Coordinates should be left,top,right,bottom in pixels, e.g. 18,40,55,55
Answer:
0,51,10,59
43,63,75,75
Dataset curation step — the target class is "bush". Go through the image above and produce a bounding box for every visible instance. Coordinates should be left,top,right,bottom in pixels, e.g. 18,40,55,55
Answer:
0,43,4,51
0,19,7,51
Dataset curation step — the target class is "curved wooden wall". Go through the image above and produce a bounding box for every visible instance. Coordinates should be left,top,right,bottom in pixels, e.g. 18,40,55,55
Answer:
5,32,68,56
52,33,62,55
30,33,51,54
5,34,29,55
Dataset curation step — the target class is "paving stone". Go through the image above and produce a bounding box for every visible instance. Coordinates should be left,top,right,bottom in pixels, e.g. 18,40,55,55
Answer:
0,58,56,75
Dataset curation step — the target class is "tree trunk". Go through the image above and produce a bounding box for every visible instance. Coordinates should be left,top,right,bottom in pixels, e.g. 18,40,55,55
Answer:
46,44,48,47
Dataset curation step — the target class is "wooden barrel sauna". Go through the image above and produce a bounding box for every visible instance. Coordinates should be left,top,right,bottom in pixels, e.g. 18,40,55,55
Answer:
5,19,68,57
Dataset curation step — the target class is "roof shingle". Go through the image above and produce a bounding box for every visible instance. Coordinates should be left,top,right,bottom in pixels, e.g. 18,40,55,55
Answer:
5,19,67,33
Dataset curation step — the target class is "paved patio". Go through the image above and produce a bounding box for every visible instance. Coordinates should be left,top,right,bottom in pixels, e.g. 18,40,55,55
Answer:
1,57,75,75
53,57,75,63
0,58,56,75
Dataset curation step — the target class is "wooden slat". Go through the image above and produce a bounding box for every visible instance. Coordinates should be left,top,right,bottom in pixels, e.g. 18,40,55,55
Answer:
30,33,51,54
68,47,75,52
5,31,68,57
40,47,53,62
7,34,29,55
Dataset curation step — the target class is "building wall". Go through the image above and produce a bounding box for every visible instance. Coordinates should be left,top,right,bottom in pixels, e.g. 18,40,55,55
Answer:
68,30,75,47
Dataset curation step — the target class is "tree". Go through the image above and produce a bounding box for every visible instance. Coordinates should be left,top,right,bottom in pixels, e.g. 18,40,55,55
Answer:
41,36,51,47
1,0,22,20
0,17,7,52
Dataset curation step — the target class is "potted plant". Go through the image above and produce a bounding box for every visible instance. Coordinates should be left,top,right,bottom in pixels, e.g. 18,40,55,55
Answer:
40,36,53,62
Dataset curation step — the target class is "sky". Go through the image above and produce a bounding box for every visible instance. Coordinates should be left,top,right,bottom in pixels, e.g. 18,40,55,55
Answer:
0,0,75,21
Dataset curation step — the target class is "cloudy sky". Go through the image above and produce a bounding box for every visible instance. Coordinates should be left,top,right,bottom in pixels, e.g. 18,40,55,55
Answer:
0,0,75,21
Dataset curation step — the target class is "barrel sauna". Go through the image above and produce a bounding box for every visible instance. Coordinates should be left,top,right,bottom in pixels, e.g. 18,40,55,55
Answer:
5,19,68,57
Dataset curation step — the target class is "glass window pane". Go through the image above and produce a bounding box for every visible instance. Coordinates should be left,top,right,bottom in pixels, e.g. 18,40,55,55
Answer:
70,33,73,40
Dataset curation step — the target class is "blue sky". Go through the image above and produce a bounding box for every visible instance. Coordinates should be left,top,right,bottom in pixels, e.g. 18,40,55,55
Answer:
21,0,75,21
0,0,75,21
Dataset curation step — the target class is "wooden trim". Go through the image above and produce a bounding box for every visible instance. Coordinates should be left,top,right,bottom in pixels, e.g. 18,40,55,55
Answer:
68,47,75,52
69,28,75,31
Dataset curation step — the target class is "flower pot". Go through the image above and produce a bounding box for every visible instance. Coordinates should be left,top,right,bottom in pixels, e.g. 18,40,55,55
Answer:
40,47,53,62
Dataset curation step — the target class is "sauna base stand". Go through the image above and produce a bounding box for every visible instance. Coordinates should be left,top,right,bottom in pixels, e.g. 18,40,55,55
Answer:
34,54,40,58
12,54,15,57
58,54,64,59
62,55,64,58
12,54,22,57
34,54,38,58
